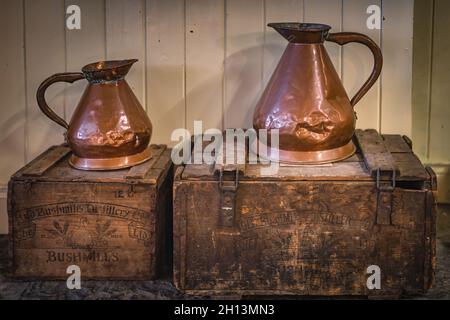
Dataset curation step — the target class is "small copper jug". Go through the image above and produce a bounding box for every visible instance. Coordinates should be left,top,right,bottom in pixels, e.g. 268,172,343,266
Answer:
37,59,153,170
253,23,382,164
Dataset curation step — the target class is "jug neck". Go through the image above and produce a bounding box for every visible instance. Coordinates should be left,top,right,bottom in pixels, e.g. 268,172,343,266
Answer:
81,59,137,83
268,23,331,44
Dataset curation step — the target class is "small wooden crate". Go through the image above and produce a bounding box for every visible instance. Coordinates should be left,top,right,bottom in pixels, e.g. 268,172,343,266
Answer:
173,130,437,298
8,144,173,280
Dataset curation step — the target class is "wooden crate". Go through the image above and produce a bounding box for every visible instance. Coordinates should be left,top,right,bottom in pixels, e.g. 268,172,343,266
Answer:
8,144,173,280
173,130,437,298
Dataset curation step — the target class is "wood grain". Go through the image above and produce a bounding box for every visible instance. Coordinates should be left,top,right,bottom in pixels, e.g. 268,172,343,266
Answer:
185,0,225,132
381,0,414,136
224,0,264,129
411,0,434,160
354,129,397,176
126,145,166,179
146,0,186,145
24,0,66,162
429,0,450,163
22,146,70,177
174,131,435,297
9,145,173,279
342,0,381,131
0,0,26,183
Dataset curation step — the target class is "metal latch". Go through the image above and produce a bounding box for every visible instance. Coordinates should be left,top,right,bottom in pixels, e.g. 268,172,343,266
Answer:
375,168,396,225
218,169,239,228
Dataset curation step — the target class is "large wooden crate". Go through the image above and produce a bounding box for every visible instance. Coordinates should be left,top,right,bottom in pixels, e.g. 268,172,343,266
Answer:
8,144,172,280
173,130,437,298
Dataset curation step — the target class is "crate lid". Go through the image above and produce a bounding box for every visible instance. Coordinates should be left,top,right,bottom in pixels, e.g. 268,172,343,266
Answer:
181,129,431,183
11,144,171,185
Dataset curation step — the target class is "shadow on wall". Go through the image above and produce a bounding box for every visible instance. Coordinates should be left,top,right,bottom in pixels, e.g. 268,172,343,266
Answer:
147,65,186,146
0,109,26,180
26,81,66,162
183,70,222,131
0,109,14,233
340,43,369,99
224,31,266,129
224,45,266,129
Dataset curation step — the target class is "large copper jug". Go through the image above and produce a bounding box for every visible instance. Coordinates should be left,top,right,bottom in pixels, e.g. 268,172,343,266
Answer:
253,23,382,164
37,59,153,170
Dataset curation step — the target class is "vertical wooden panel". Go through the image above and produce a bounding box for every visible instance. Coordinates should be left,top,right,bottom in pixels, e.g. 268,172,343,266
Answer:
106,0,146,106
146,0,186,145
342,0,381,130
263,0,304,85
0,0,26,182
185,0,225,132
412,0,434,160
65,0,106,120
25,0,66,161
304,0,342,74
381,0,413,136
0,0,26,234
429,0,450,163
224,0,264,129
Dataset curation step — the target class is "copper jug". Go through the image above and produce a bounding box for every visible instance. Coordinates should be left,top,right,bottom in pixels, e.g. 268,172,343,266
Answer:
253,23,382,164
37,59,153,170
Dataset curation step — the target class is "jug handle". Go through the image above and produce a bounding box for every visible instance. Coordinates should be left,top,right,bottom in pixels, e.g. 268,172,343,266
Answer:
36,72,85,129
326,32,383,107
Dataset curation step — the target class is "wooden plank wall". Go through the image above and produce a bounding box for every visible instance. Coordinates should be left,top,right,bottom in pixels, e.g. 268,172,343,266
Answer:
413,0,450,203
0,0,415,232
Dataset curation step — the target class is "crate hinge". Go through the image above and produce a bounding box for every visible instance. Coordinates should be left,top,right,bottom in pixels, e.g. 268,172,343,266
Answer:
375,168,396,225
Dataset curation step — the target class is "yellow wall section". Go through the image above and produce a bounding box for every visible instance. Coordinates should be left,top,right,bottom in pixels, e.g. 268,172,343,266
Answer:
412,0,450,203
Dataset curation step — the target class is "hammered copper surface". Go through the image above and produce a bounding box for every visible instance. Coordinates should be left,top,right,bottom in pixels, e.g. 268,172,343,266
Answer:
36,59,153,170
253,23,383,164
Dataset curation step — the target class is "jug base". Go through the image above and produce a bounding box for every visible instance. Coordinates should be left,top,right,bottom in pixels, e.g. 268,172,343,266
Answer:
252,140,356,165
69,147,153,171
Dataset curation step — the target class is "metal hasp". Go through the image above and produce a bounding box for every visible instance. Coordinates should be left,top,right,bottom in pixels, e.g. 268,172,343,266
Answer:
218,168,240,228
355,129,399,226
376,168,396,225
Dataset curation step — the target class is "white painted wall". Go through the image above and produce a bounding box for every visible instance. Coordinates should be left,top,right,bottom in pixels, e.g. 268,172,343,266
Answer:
0,0,414,233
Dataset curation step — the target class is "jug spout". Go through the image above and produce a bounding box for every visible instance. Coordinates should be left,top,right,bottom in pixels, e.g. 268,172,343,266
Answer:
82,59,138,82
268,22,331,43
